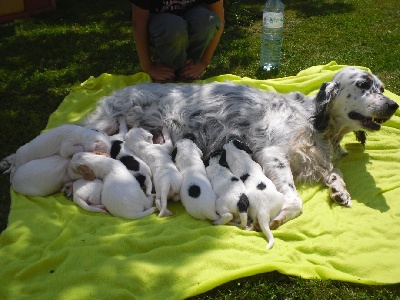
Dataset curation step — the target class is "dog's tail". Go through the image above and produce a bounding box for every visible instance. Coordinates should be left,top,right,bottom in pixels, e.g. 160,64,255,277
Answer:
0,153,15,175
258,213,275,250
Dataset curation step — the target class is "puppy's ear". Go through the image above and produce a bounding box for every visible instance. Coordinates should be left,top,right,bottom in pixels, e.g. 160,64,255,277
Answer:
232,139,252,155
312,81,340,132
76,165,96,181
219,149,229,168
354,130,367,148
171,146,177,163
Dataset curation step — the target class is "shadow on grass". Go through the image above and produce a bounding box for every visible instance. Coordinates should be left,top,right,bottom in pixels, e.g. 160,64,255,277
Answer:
285,0,355,18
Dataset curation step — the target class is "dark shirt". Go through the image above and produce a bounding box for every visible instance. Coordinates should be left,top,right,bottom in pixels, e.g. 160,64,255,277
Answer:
130,0,220,15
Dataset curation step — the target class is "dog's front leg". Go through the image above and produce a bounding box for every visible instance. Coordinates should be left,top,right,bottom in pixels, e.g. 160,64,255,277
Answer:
254,148,303,229
326,169,351,207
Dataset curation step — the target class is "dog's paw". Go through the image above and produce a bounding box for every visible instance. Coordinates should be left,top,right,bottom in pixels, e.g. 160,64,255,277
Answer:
326,173,351,207
269,219,283,230
157,209,173,218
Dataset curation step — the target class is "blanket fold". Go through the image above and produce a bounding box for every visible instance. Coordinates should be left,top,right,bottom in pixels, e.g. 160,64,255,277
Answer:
1,62,399,300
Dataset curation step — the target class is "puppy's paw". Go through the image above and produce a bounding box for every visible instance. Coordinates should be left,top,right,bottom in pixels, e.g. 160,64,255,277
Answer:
269,219,282,230
158,209,173,218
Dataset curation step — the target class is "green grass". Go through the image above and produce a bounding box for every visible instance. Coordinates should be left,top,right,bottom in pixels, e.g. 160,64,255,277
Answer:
1,0,399,298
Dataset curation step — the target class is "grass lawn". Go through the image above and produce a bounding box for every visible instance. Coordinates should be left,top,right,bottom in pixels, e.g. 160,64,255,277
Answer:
1,0,399,298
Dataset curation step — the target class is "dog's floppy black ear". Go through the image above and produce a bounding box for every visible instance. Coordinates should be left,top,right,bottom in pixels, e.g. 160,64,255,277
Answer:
110,140,123,159
231,139,253,155
171,146,177,163
219,149,229,168
312,81,340,132
354,130,367,148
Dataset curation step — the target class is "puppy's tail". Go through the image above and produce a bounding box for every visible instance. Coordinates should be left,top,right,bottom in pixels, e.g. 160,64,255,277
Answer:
0,153,15,175
258,214,275,250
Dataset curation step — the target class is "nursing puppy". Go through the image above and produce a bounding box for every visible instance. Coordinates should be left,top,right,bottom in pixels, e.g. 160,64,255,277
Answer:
172,137,219,221
63,179,107,214
206,150,250,228
125,127,182,217
4,124,111,181
223,139,285,250
110,117,153,196
70,152,156,219
12,155,81,196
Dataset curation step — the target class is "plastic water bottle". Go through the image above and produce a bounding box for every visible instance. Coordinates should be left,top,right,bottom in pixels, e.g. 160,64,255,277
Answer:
259,0,284,72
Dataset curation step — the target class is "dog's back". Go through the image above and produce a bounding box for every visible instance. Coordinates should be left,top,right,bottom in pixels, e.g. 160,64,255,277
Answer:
173,139,218,221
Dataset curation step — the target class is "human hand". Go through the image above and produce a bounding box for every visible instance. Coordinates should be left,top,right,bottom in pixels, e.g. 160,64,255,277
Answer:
178,60,207,81
145,62,175,82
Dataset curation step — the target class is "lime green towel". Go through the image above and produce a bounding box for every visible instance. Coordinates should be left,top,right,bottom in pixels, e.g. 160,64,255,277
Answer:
1,62,399,299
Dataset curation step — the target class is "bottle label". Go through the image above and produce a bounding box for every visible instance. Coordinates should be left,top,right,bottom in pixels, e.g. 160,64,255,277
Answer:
263,12,284,28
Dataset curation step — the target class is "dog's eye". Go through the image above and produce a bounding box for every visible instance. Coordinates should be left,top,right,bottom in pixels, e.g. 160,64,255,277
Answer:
356,80,372,90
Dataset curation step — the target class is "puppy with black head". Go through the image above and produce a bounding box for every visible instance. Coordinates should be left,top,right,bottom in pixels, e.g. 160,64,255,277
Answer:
223,139,285,250
206,149,249,228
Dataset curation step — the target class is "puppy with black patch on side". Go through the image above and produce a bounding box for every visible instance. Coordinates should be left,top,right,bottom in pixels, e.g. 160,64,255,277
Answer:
69,152,156,219
109,116,153,196
206,150,249,228
223,139,285,250
125,127,182,217
172,135,219,221
63,179,107,214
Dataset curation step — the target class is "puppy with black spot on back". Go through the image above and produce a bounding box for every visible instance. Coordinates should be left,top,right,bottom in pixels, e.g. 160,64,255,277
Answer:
69,152,156,219
172,134,219,221
206,149,250,228
223,139,286,250
109,116,153,196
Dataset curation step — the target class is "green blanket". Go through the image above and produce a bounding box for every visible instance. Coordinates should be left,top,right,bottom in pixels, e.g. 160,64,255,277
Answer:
1,62,399,299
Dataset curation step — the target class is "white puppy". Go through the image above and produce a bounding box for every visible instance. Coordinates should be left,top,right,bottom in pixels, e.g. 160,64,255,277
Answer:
69,152,156,219
63,179,107,214
110,117,153,196
6,124,111,181
125,127,182,217
12,155,81,196
223,139,286,250
172,137,219,221
206,150,250,228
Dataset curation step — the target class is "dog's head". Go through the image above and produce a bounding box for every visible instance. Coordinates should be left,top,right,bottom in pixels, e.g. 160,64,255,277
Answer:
228,139,253,155
313,67,398,145
84,128,112,154
69,152,97,181
125,127,153,146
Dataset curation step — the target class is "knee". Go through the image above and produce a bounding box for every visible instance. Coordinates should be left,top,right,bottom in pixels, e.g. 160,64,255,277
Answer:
150,16,188,48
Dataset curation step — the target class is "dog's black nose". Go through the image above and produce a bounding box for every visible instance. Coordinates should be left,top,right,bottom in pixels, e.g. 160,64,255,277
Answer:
387,100,399,112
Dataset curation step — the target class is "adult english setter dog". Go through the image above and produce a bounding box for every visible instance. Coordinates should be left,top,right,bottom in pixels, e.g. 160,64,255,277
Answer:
84,67,398,228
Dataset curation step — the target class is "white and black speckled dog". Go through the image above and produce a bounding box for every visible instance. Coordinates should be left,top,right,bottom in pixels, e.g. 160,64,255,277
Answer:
206,150,249,228
223,139,286,249
69,152,156,219
125,127,182,217
83,67,399,228
109,117,153,196
172,135,219,221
